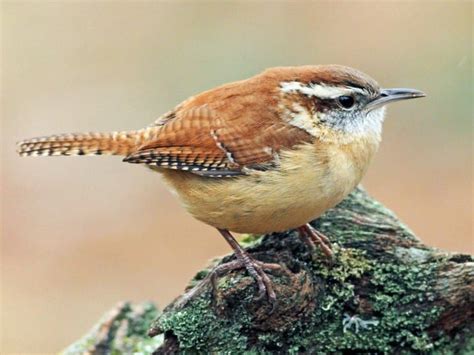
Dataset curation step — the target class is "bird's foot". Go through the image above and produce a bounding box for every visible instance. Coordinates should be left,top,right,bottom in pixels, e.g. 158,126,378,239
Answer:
297,223,334,259
177,256,281,310
176,229,283,310
210,257,281,304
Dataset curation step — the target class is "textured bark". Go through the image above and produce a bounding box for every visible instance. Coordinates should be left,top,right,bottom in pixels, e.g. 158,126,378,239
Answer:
63,187,474,354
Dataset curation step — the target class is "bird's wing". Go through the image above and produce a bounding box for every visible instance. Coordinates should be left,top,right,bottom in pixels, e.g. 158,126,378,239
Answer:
125,102,313,177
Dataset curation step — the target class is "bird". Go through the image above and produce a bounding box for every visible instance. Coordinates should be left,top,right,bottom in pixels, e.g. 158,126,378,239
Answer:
17,64,425,304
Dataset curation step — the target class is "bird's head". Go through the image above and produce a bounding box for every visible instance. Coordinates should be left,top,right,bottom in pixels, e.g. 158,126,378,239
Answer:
273,65,425,143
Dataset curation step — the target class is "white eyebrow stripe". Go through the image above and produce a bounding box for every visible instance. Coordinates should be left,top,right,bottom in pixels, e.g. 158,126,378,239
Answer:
280,81,366,99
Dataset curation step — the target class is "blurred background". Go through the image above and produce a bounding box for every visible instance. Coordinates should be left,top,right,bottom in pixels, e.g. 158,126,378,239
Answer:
1,1,472,353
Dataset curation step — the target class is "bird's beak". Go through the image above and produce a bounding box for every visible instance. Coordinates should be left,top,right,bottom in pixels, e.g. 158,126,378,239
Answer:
366,88,426,111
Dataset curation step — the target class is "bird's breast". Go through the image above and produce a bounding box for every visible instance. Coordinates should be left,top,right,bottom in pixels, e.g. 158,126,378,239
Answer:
160,139,378,234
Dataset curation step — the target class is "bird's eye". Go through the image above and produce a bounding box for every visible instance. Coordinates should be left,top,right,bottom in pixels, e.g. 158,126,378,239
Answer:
337,95,355,109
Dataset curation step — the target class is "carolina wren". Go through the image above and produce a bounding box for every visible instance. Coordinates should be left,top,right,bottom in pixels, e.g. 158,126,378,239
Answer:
17,65,425,304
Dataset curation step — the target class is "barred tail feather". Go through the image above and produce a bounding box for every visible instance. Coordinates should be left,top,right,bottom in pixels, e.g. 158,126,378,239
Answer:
17,129,158,157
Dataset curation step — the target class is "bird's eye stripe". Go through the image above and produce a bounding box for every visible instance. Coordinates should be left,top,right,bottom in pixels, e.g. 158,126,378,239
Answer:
280,81,367,99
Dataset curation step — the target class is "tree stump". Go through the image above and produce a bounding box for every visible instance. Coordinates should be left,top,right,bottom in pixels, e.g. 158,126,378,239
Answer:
63,187,474,354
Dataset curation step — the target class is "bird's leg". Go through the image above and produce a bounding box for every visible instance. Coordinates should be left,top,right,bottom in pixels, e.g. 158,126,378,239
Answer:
177,229,281,308
297,223,333,258
215,229,279,303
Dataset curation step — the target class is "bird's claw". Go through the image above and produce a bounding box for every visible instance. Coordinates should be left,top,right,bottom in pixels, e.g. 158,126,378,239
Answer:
298,224,334,259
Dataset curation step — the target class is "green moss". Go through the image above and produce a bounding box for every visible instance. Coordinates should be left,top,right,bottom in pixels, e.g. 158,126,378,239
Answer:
156,296,249,352
62,302,161,355
186,248,443,353
65,188,472,353
367,260,441,352
433,328,474,354
246,248,377,353
335,260,435,351
152,187,462,353
315,246,372,282
119,303,164,354
152,188,471,352
239,233,264,248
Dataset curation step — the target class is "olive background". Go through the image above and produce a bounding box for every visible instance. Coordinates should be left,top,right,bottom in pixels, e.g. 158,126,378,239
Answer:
2,1,472,353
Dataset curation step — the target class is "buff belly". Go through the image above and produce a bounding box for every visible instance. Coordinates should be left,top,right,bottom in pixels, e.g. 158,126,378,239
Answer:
159,142,376,234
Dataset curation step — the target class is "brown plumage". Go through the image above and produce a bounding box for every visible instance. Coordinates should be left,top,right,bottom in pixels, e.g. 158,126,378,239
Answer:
17,129,160,157
17,65,425,304
20,65,370,174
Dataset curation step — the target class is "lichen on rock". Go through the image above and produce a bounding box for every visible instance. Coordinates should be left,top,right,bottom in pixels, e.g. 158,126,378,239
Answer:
63,187,474,354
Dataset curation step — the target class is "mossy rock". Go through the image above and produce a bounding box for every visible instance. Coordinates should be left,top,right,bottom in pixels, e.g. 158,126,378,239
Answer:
63,187,474,354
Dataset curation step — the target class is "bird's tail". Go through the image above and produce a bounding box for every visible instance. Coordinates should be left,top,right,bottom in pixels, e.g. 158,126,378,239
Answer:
17,128,158,157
